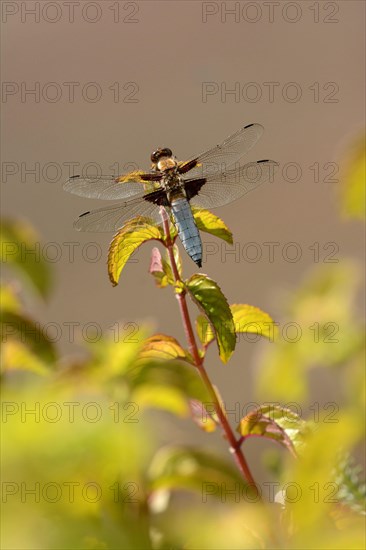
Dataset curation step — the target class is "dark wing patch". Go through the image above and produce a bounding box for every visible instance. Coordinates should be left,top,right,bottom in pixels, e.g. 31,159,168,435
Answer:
140,172,163,182
178,159,199,175
143,189,170,206
184,178,207,201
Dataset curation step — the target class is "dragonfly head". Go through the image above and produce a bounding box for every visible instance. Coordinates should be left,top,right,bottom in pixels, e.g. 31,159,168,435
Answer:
151,147,176,172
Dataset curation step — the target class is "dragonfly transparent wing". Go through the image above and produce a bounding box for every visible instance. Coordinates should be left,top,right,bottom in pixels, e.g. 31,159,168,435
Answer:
187,160,278,210
179,123,264,178
74,194,163,232
64,171,159,200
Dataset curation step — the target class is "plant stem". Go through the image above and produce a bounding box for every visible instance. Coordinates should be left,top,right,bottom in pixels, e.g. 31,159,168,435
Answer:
161,212,259,492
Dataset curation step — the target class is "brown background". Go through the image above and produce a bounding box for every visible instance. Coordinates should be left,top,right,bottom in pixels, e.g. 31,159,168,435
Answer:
2,1,365,470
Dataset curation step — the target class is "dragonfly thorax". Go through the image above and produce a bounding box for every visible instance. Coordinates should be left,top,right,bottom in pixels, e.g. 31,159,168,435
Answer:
161,166,183,193
157,156,177,172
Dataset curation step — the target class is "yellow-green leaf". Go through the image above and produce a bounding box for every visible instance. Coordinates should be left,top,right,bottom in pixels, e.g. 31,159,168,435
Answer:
139,334,193,363
186,274,235,363
133,385,188,417
237,404,308,457
340,135,366,220
108,218,164,286
0,311,57,366
192,208,233,244
1,340,50,375
195,314,215,348
0,285,21,314
231,304,278,341
0,220,52,298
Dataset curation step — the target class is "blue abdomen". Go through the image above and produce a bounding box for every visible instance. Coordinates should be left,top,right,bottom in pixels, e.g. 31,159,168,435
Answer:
171,197,202,267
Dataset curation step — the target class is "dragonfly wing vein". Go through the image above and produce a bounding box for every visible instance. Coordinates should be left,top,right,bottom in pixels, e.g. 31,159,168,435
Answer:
74,196,163,232
180,123,264,178
188,160,278,209
64,175,152,200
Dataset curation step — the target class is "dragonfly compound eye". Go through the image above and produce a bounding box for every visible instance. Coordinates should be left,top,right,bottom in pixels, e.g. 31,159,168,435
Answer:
151,148,173,163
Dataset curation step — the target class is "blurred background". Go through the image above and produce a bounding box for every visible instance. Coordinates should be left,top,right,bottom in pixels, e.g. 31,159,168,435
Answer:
1,1,365,548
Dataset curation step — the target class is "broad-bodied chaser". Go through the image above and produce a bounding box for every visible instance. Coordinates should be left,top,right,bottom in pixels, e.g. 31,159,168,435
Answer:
64,124,278,267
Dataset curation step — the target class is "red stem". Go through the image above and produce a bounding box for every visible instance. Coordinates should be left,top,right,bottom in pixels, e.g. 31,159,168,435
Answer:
161,212,259,491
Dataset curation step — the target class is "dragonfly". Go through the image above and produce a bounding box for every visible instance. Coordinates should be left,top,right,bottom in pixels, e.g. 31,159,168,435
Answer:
64,123,278,267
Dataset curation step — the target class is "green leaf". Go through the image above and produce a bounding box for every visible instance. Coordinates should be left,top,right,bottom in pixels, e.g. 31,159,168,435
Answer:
0,219,52,298
340,135,366,220
108,218,164,286
192,208,233,244
128,359,210,405
231,304,278,341
186,274,235,363
148,446,248,494
0,311,57,368
139,333,193,363
237,404,308,457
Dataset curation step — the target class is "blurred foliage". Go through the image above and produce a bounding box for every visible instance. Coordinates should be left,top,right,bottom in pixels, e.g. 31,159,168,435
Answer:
340,134,366,220
334,452,366,516
1,213,365,549
256,262,365,403
277,413,365,548
1,219,52,298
